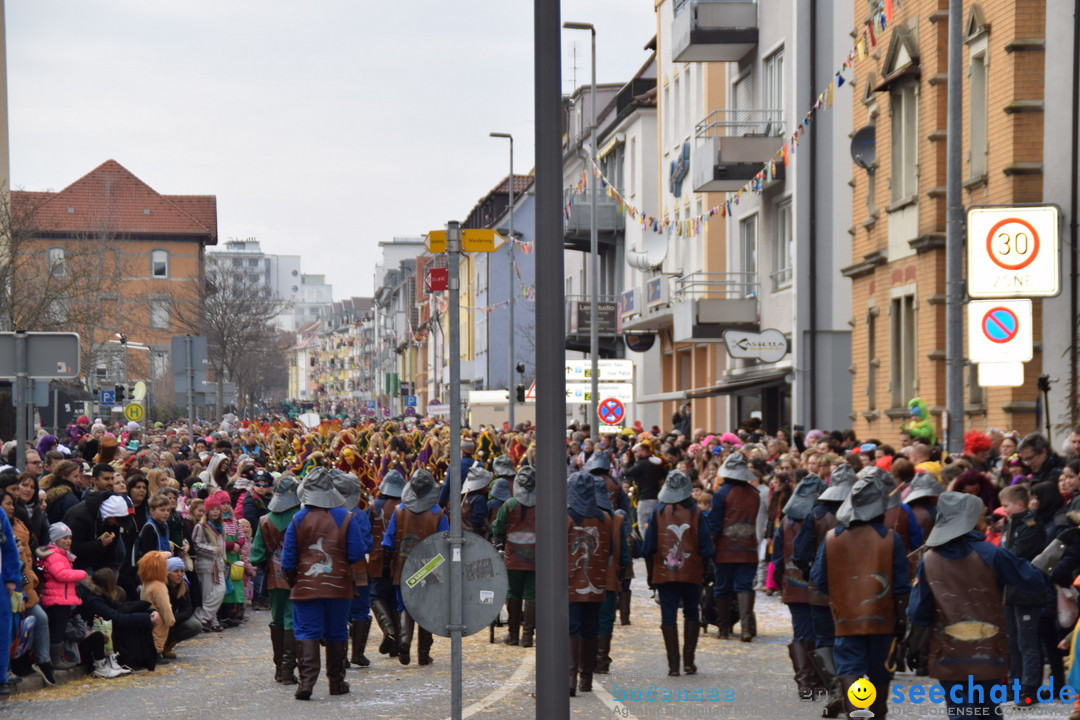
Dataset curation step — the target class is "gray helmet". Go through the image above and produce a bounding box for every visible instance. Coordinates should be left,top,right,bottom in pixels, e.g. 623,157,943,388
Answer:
267,474,301,513
402,469,439,513
836,475,887,526
657,470,693,504
818,463,856,502
782,473,827,521
567,471,600,518
858,466,899,510
298,467,345,510
462,464,493,494
330,469,363,511
905,472,944,504
718,451,755,483
379,469,405,498
492,455,516,478
584,452,611,475
513,466,536,507
925,492,985,547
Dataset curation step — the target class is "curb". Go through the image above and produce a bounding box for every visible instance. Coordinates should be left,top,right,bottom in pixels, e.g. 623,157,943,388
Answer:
9,665,90,695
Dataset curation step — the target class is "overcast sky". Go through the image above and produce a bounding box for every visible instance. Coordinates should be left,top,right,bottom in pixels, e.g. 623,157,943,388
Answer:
7,1,656,299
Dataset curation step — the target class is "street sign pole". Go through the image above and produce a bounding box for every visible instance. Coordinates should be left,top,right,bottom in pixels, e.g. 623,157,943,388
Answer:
186,336,195,444
447,220,464,720
14,331,26,469
944,0,965,455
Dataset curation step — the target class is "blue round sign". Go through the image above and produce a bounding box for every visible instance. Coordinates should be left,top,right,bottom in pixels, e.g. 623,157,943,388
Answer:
982,307,1019,344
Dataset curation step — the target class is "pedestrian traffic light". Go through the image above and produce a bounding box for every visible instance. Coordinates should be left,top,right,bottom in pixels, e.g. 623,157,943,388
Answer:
515,384,525,403
516,362,525,374
115,384,125,403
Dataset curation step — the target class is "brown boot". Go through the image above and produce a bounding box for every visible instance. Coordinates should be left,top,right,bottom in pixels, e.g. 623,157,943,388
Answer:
737,592,755,642
568,636,580,697
714,597,731,639
789,641,818,699
326,641,349,695
294,639,321,700
594,635,612,674
350,620,371,667
838,676,862,718
502,598,522,645
270,625,284,682
578,637,598,692
281,630,298,685
683,621,699,675
520,601,536,648
618,589,631,625
661,625,680,676
371,599,398,657
398,612,415,665
418,628,434,666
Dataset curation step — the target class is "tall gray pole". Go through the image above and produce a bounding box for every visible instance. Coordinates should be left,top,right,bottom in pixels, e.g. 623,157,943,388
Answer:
446,221,464,720
588,29,599,436
14,329,25,469
945,0,965,454
186,336,195,445
489,133,516,430
536,3,569,718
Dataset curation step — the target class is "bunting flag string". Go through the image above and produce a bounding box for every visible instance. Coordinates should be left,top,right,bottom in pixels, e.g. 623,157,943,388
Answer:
559,1,893,239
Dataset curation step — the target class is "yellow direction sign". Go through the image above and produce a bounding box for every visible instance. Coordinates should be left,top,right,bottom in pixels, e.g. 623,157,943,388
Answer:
123,403,145,423
424,229,500,254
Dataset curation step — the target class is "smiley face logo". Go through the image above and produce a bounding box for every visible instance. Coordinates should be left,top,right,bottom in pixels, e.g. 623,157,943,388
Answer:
847,677,876,709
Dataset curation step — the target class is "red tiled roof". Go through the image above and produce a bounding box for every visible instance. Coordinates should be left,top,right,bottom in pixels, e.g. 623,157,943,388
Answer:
492,174,534,197
11,159,217,243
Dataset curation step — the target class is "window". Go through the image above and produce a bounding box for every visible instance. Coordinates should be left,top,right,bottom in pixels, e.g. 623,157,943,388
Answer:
48,247,65,278
866,309,878,411
249,258,259,267
969,53,988,178
764,48,785,135
733,71,753,135
889,294,916,407
150,300,170,330
771,199,793,290
232,257,242,267
890,83,918,202
673,75,681,146
151,249,168,278
739,215,757,298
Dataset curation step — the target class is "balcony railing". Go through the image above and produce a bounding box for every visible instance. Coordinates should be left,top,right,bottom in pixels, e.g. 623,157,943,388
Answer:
672,0,758,63
673,272,758,301
696,108,784,140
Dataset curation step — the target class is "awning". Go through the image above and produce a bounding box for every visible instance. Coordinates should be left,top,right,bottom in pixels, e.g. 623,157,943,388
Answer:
685,366,792,398
634,390,686,404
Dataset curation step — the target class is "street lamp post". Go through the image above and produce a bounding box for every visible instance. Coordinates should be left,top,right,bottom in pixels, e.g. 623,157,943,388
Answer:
489,132,515,430
563,21,599,435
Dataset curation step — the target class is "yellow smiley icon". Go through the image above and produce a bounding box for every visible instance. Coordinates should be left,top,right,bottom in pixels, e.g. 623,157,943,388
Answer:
847,677,876,709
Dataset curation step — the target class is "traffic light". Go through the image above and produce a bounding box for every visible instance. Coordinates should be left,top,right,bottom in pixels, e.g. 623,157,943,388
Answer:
515,384,525,403
115,384,125,403
400,381,412,396
516,362,525,374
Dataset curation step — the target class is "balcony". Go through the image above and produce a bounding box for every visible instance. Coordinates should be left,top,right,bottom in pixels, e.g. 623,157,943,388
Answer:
691,109,786,193
565,294,624,355
672,0,758,63
564,189,625,251
671,272,759,343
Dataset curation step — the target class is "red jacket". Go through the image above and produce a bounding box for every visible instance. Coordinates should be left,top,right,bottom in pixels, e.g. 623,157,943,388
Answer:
39,544,87,607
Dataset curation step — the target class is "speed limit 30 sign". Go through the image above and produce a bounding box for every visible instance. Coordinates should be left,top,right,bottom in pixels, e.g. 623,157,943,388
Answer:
967,205,1060,297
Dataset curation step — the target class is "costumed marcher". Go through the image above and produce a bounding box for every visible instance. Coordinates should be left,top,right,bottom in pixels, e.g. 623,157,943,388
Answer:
492,465,537,647
382,469,448,666
793,462,856,718
641,470,713,677
567,471,613,697
368,469,404,658
908,492,1049,719
811,472,911,720
770,473,827,699
250,474,302,684
281,467,367,700
904,472,942,540
586,451,634,627
594,472,631,675
707,451,761,642
461,464,493,536
330,469,375,668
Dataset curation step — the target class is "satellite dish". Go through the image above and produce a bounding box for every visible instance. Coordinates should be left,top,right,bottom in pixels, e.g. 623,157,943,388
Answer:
850,125,876,171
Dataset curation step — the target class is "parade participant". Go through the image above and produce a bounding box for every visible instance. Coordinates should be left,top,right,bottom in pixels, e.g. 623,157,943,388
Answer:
382,469,448,666
770,473,827,699
250,474,302,684
811,472,910,720
492,454,517,494
642,470,712,677
594,472,630,675
368,469,404,658
708,451,761,642
567,470,612,696
461,464,493,536
281,467,366,700
492,465,537,647
330,469,375,668
908,492,1049,718
904,472,942,540
586,450,634,626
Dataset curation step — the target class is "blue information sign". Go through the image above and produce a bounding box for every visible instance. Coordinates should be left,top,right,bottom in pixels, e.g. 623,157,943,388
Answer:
99,389,115,405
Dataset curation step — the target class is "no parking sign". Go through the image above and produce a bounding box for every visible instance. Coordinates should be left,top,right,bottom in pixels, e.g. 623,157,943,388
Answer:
597,397,625,426
967,299,1032,363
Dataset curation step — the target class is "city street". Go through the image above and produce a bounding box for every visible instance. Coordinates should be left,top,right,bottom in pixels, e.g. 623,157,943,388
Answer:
3,560,1069,719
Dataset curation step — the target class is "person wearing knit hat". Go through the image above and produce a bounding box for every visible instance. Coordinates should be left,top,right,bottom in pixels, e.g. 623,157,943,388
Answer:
492,465,537,648
641,470,713,678
39,521,86,676
281,466,368,700
707,451,761,643
382,469,449,667
250,474,303,685
810,473,911,720
908,492,1049,718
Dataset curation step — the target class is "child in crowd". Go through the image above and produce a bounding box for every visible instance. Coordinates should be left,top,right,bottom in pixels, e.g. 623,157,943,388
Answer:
138,550,176,662
38,522,86,671
999,484,1047,704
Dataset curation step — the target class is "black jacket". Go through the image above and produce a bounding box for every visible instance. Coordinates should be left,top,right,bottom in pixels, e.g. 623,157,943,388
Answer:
75,582,156,670
169,581,195,626
1002,509,1047,606
63,491,123,572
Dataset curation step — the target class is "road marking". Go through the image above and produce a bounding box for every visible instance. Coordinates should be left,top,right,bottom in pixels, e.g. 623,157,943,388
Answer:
594,680,642,720
449,651,535,720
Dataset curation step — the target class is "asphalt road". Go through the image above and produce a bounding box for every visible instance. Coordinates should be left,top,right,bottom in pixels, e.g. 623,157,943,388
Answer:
3,561,1070,719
